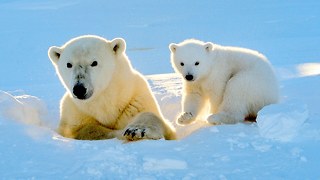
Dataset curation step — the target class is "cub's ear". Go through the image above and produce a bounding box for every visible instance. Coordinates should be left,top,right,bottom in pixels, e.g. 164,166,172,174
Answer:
204,42,214,52
48,46,62,65
169,43,178,52
110,38,126,55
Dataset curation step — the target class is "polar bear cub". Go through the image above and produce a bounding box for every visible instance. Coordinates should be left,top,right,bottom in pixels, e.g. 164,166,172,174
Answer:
169,39,279,125
48,35,176,140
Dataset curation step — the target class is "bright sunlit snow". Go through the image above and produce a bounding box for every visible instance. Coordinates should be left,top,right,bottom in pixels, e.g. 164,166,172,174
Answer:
0,0,320,179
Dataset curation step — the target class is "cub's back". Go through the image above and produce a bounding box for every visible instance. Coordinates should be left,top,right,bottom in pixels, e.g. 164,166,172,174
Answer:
216,45,272,73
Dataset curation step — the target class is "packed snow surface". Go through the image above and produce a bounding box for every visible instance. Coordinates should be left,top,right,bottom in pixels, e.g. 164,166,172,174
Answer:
0,0,320,179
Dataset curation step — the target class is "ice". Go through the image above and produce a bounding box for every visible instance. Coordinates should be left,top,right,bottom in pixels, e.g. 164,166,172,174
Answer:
257,101,309,142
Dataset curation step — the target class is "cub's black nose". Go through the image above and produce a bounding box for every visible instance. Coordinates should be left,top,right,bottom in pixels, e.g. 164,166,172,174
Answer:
185,74,194,81
73,83,87,100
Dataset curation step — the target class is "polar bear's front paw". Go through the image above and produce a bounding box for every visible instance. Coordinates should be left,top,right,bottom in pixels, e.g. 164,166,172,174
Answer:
123,125,163,141
207,113,239,125
177,112,195,125
206,114,223,125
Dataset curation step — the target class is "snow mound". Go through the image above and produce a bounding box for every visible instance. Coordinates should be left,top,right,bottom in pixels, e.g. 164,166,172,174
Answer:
0,90,48,126
257,101,309,142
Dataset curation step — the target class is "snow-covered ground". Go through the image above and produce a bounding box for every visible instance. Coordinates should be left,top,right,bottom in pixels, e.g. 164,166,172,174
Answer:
0,0,320,179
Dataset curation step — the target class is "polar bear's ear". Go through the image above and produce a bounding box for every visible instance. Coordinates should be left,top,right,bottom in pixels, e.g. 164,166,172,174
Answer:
48,46,62,64
169,43,178,52
110,38,126,55
204,42,214,52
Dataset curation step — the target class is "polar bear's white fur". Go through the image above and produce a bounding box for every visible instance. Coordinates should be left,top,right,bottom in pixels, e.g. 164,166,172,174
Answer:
48,35,176,140
169,39,279,125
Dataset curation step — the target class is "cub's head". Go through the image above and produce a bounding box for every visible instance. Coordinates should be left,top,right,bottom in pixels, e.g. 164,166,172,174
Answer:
48,35,126,101
169,39,214,82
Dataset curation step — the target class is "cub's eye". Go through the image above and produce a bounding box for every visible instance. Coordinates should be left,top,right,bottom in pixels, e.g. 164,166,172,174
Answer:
180,62,184,66
195,61,200,66
91,61,98,67
67,63,72,68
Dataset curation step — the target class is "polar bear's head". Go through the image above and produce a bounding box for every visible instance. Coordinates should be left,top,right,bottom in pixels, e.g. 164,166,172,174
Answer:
169,39,214,82
48,35,126,101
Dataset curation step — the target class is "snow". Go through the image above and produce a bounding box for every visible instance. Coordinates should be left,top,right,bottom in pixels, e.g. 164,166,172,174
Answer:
257,101,309,142
1,0,320,179
143,158,188,171
0,90,47,126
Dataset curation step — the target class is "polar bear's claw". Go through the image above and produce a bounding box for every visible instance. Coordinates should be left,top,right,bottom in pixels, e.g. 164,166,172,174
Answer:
123,125,162,141
124,128,146,138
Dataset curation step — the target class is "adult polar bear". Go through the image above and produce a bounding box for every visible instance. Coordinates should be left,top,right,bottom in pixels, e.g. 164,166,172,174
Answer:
48,35,176,141
170,39,279,125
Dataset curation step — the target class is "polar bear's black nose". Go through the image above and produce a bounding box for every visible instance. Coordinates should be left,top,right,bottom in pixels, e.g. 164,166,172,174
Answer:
73,83,87,100
185,74,194,81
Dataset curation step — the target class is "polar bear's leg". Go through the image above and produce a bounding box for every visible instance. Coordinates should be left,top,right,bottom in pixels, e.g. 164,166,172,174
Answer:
178,92,205,125
59,118,123,140
207,73,251,125
74,123,121,140
58,96,122,140
123,112,176,141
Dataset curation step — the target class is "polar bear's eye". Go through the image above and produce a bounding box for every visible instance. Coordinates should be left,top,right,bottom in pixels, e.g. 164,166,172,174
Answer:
67,63,72,68
180,62,184,66
91,61,98,67
195,62,200,66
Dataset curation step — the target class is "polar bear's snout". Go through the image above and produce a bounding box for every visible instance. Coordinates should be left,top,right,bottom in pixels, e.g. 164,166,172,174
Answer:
73,83,87,100
70,65,94,100
185,74,194,81
72,82,93,100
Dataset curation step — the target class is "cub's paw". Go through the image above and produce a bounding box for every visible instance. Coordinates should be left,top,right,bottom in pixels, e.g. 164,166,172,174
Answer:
207,114,223,125
123,124,163,141
207,113,239,125
177,112,195,125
